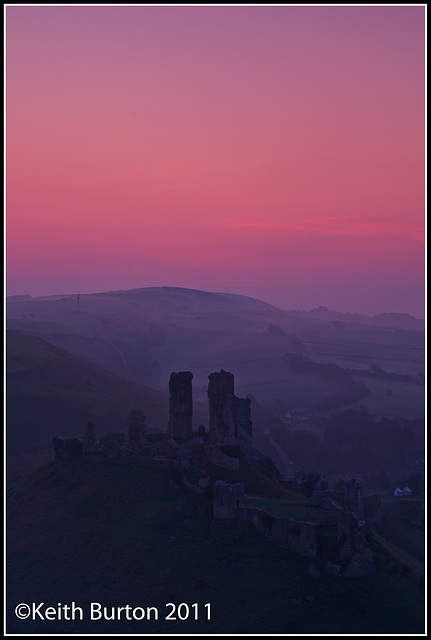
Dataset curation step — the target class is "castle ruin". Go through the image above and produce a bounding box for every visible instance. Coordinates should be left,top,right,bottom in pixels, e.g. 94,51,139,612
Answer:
208,370,236,441
167,371,193,441
208,370,252,457
50,367,392,575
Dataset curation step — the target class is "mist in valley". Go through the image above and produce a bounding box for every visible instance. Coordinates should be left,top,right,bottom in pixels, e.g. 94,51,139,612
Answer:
6,286,425,489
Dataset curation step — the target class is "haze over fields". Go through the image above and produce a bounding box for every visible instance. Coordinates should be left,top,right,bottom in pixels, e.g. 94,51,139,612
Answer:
6,286,425,483
5,7,425,635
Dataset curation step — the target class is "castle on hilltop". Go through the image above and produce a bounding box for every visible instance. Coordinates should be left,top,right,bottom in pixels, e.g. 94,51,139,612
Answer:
51,368,424,578
52,369,277,477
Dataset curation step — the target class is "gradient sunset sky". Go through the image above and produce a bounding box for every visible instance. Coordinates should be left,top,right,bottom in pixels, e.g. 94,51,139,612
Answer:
6,5,425,316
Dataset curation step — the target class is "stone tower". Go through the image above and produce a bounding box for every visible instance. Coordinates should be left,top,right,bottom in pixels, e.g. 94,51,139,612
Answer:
208,370,236,442
128,410,146,452
168,371,193,441
213,481,244,520
207,370,253,454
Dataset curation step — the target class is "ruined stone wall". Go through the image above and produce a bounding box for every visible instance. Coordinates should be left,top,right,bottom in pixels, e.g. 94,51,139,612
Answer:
208,371,235,442
53,437,84,460
213,480,244,520
211,481,317,558
168,371,193,441
270,516,318,557
99,433,126,458
239,506,317,558
207,371,253,456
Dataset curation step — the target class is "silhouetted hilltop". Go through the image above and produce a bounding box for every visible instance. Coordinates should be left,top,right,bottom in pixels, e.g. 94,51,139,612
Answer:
371,312,424,330
101,286,282,313
292,306,424,331
5,294,33,302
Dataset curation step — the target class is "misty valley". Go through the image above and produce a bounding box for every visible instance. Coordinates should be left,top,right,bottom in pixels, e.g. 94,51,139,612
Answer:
6,287,425,634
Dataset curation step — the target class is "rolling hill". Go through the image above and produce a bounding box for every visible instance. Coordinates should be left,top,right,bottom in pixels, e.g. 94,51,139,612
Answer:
7,286,424,398
6,287,425,481
6,330,205,484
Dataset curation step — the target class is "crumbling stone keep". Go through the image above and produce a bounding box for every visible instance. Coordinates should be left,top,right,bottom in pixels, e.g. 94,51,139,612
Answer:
207,370,253,455
168,371,193,441
213,480,244,520
208,370,236,442
332,478,364,517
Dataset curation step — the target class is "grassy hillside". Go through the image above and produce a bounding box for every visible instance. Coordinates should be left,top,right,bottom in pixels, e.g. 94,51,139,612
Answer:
7,287,424,410
6,331,205,483
6,456,425,634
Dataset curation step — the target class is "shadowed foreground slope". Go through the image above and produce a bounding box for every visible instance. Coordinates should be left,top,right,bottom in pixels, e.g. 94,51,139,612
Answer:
6,456,424,635
7,330,191,483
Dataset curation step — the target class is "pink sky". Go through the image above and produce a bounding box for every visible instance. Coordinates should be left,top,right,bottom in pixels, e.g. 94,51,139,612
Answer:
6,5,425,316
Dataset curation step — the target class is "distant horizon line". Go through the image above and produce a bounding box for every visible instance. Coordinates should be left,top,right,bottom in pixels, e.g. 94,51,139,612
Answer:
5,285,425,321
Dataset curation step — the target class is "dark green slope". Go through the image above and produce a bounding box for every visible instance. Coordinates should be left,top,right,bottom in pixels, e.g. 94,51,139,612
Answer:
6,457,424,635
